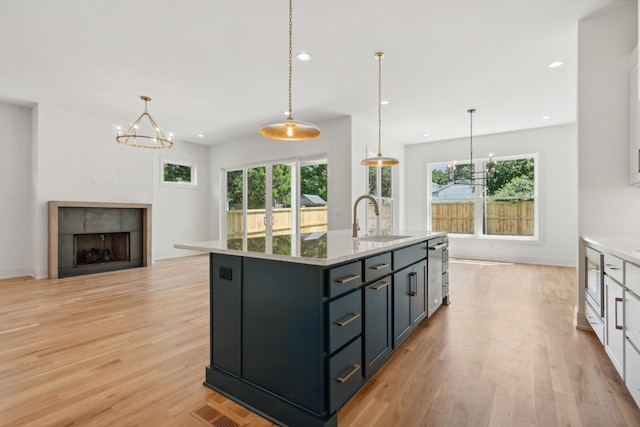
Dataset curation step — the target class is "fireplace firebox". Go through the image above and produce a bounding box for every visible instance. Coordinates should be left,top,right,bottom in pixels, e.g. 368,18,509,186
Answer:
73,232,130,267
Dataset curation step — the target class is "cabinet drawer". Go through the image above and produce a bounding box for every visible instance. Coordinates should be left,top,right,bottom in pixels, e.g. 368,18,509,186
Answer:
626,291,640,350
364,252,392,283
329,290,362,354
328,261,362,298
627,262,640,296
625,339,640,409
393,242,427,270
585,298,604,345
330,337,363,412
604,254,624,283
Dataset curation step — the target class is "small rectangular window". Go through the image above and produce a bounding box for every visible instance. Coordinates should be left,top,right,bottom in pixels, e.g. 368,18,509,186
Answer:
162,159,197,187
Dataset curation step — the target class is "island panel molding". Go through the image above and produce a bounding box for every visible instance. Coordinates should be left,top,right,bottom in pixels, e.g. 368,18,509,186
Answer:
48,201,152,279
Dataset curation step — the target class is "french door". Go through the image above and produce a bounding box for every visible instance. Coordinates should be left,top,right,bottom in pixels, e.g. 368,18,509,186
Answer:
225,162,297,239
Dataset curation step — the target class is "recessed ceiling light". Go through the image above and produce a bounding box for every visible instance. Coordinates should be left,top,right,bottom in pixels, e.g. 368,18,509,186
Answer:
197,134,205,138
284,111,290,116
423,133,430,137
548,61,563,68
380,100,389,105
542,116,551,120
296,51,311,61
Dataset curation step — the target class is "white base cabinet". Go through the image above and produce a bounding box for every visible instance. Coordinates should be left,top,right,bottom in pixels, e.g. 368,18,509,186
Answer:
605,276,625,380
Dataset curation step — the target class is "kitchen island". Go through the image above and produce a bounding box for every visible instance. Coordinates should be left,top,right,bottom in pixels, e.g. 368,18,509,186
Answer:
176,229,448,427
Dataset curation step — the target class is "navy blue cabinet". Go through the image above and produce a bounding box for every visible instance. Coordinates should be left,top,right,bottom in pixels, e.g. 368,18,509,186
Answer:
205,236,444,427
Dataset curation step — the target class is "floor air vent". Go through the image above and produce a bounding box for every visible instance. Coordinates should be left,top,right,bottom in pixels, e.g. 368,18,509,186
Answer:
191,403,245,427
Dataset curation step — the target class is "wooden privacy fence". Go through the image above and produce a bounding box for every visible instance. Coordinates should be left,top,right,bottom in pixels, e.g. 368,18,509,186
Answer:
432,200,534,236
227,206,328,236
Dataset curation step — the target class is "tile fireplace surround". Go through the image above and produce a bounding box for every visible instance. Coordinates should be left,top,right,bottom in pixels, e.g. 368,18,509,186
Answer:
48,201,152,279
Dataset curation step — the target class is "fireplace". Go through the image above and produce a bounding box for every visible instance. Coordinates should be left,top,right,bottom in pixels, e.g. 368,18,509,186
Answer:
73,232,130,267
48,201,152,279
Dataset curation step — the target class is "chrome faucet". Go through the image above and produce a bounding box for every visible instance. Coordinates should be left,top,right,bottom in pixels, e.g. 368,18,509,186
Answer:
352,195,379,237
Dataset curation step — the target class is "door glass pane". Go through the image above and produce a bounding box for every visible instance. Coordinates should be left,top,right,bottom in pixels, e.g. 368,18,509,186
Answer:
300,160,328,233
226,170,243,238
430,163,475,234
247,166,266,237
368,166,376,195
272,163,293,235
381,166,392,198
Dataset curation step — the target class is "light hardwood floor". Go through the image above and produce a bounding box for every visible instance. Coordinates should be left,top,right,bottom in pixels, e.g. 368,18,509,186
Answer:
1,256,638,426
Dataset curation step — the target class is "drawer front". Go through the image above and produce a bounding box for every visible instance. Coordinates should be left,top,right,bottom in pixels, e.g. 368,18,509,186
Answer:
329,290,362,354
626,291,640,350
585,298,604,345
627,262,640,296
625,339,640,409
330,337,363,412
393,242,427,271
604,253,624,283
364,252,392,283
328,261,362,298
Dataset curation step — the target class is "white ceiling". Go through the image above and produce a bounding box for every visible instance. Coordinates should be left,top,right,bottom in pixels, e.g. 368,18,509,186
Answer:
0,0,627,146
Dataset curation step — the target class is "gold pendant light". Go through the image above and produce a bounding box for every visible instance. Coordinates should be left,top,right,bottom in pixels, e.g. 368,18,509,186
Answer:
259,0,320,141
116,96,173,149
361,52,399,166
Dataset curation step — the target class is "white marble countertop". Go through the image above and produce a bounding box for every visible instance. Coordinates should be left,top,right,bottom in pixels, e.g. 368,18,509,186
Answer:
582,236,640,263
175,229,446,266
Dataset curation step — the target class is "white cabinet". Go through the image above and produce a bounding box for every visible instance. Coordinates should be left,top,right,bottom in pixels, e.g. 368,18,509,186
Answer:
605,276,625,379
626,279,640,408
625,341,640,409
630,45,640,185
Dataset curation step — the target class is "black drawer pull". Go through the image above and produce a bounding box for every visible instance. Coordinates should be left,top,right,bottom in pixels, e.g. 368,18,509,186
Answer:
370,263,389,270
372,281,390,291
335,313,361,327
335,274,361,284
336,364,361,383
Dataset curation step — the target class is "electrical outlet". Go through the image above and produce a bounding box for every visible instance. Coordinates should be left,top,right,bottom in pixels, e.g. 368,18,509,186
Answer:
219,266,232,281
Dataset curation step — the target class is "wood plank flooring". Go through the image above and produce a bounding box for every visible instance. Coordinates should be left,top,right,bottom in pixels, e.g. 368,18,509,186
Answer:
0,256,638,426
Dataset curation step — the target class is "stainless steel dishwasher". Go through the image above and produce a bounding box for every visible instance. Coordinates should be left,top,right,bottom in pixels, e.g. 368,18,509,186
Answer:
428,239,448,316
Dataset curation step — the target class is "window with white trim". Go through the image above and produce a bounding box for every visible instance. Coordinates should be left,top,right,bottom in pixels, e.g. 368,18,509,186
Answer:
161,158,197,187
429,154,537,238
367,165,394,234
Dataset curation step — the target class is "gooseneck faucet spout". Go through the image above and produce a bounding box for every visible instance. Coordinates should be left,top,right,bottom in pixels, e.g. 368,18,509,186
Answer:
352,195,379,237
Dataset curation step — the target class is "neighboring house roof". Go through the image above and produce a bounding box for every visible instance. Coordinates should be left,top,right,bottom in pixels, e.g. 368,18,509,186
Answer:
432,182,475,200
301,194,327,206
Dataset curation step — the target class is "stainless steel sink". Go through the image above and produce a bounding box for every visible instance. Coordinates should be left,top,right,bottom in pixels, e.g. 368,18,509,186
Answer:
354,234,410,242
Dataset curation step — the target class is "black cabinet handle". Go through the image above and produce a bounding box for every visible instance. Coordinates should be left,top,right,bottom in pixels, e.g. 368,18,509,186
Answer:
336,313,360,327
409,271,417,296
336,364,361,383
372,281,390,290
335,274,361,284
370,263,390,270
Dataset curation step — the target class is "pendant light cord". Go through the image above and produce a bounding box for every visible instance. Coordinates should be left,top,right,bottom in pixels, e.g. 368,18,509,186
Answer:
468,108,475,166
377,53,383,156
287,0,293,120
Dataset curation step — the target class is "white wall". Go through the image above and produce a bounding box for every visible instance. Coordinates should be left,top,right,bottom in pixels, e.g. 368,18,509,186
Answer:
0,102,32,278
0,101,211,278
576,2,638,328
207,116,353,241
153,142,210,259
405,124,578,266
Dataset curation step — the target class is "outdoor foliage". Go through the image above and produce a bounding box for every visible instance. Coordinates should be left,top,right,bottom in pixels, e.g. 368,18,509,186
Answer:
164,163,192,183
487,158,534,197
369,166,392,198
227,163,328,210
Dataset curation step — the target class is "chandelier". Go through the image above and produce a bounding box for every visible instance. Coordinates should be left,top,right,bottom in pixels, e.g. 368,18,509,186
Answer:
116,96,173,149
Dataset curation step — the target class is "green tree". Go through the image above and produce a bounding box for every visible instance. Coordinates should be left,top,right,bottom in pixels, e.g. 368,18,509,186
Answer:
272,164,292,207
487,158,534,196
247,167,266,209
226,170,243,209
301,163,328,201
164,163,191,182
431,168,449,185
493,176,534,200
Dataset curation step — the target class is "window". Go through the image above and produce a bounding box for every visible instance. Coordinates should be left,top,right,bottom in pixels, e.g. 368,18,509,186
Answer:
429,155,537,238
367,165,394,234
162,159,197,187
